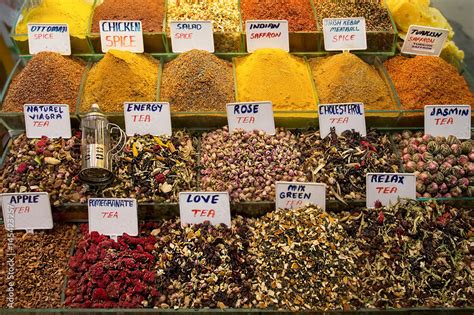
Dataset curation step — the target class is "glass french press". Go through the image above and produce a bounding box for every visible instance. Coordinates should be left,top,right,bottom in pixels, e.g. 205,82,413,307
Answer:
79,104,126,185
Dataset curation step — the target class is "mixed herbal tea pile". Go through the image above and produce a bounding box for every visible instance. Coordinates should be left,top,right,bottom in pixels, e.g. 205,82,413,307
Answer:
4,128,472,204
3,200,471,309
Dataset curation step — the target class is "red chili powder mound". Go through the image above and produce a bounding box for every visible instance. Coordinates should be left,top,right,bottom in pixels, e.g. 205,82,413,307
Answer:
241,0,317,32
384,56,474,110
92,0,165,33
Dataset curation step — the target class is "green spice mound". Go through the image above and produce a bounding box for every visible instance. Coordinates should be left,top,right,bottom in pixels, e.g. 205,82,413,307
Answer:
249,206,360,311
160,49,234,111
339,200,473,308
152,218,255,308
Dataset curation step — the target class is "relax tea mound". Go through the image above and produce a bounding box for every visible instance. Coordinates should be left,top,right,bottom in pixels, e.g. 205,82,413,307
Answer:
81,50,159,112
2,52,85,112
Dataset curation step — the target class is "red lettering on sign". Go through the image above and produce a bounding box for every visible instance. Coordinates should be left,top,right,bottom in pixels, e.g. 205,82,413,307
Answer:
332,34,356,42
191,209,216,218
175,33,193,39
33,121,49,127
434,117,454,125
101,211,119,219
14,206,30,214
376,187,398,194
285,200,302,208
105,35,136,47
34,34,53,39
237,116,255,124
132,115,151,122
330,117,349,124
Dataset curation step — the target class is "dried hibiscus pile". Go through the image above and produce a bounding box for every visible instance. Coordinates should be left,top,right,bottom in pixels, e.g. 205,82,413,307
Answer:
65,224,158,308
339,200,473,308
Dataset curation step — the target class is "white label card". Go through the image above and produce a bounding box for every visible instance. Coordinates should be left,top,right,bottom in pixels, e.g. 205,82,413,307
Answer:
124,102,172,136
424,105,471,139
100,20,144,53
2,192,53,231
227,101,276,135
276,182,326,210
88,198,138,238
323,18,367,51
170,21,214,53
366,173,416,208
319,103,366,138
179,192,231,227
401,25,449,56
27,23,71,55
24,104,72,139
245,20,289,52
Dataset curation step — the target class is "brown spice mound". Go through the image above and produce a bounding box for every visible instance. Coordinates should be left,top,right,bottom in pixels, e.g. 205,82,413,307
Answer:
313,0,393,32
91,0,165,33
241,0,317,32
0,225,77,308
310,52,394,110
160,50,234,111
2,52,85,113
384,56,474,110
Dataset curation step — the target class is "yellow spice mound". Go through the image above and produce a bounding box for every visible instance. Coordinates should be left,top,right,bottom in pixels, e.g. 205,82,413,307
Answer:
310,52,394,110
15,0,93,37
236,48,316,111
81,50,159,112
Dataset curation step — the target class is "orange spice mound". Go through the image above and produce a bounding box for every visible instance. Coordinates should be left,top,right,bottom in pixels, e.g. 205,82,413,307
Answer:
384,56,474,110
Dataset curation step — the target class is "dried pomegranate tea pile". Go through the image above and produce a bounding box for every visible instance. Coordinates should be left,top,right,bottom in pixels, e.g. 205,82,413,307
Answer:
65,224,159,308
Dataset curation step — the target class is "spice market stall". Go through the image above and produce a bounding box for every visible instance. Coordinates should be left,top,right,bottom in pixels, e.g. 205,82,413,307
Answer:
0,0,473,312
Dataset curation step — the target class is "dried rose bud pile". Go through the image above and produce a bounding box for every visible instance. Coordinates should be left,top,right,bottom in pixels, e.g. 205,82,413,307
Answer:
152,218,255,309
200,127,306,201
0,133,86,206
339,200,473,308
394,131,474,198
0,225,77,308
99,132,197,203
300,129,399,201
65,224,158,308
249,206,360,311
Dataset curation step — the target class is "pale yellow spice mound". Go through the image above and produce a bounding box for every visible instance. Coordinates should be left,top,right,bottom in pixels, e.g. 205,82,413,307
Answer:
81,50,159,112
310,52,394,110
236,48,316,111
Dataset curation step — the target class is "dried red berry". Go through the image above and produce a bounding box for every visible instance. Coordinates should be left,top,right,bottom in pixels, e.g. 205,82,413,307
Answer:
377,211,385,224
15,162,28,174
154,173,166,184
